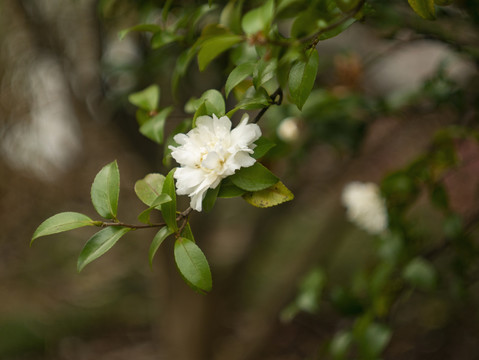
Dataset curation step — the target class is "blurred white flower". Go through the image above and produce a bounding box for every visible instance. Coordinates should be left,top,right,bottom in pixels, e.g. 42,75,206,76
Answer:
277,117,300,142
169,114,261,211
341,181,388,234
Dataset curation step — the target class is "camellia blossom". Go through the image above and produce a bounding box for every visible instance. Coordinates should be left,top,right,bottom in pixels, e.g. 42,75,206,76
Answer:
277,117,300,142
169,114,261,211
341,181,388,235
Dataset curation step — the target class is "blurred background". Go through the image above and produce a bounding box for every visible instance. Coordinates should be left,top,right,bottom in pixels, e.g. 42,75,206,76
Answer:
1,0,479,359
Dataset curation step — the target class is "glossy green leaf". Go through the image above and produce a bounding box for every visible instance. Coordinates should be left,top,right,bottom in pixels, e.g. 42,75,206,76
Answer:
218,178,247,198
151,31,182,50
181,222,195,242
230,162,278,191
161,169,178,231
243,181,294,208
318,18,356,41
77,226,131,272
137,194,172,224
149,226,174,266
139,106,172,144
408,0,436,19
198,34,243,71
186,89,226,117
118,24,162,40
32,212,95,243
128,85,160,111
137,207,155,224
252,136,276,159
402,257,437,291
227,88,271,116
91,160,120,219
253,59,277,89
289,48,319,110
135,173,166,206
241,0,275,35
225,62,255,97
202,185,220,212
174,237,212,293
193,102,208,127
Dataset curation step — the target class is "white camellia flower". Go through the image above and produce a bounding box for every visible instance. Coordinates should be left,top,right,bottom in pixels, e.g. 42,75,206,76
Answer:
341,181,388,235
277,117,300,142
169,114,261,211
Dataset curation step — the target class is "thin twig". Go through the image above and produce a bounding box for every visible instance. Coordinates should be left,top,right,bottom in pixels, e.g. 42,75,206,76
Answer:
100,221,166,229
253,88,283,123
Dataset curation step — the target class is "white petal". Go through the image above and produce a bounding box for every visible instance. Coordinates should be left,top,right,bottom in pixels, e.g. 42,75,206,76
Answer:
233,151,256,168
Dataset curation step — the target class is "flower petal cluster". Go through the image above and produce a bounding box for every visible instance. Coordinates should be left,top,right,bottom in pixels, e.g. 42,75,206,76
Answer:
341,181,388,235
169,114,261,211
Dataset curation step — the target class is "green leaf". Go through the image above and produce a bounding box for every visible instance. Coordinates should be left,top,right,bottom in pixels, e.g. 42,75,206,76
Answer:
359,323,392,358
220,0,243,33
230,162,279,191
202,185,220,212
330,331,352,360
128,85,160,111
118,24,162,40
318,18,356,41
137,207,155,224
408,0,436,19
225,62,255,97
137,194,172,224
241,0,275,35
181,222,195,242
402,257,437,291
174,237,212,293
253,59,277,89
91,160,120,219
218,178,247,198
193,102,208,127
139,106,173,144
186,89,226,117
227,87,271,116
198,34,243,71
151,31,182,50
32,212,95,243
161,169,178,231
252,136,276,159
336,0,361,12
172,48,196,95
163,119,191,167
243,181,294,208
149,226,174,266
77,226,131,272
289,48,319,110
135,173,166,206
162,0,173,22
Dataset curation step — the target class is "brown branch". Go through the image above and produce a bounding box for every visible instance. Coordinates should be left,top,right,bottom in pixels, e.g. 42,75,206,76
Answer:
253,88,283,123
99,206,193,231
